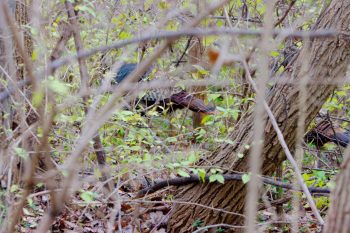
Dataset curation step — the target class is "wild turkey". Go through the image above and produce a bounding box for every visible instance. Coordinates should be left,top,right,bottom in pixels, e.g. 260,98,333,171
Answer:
305,119,350,148
114,63,216,114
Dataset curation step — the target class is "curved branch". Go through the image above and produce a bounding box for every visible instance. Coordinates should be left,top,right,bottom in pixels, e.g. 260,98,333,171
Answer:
137,174,330,197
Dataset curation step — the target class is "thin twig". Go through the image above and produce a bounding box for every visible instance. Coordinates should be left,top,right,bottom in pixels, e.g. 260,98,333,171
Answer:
246,2,275,232
274,0,296,27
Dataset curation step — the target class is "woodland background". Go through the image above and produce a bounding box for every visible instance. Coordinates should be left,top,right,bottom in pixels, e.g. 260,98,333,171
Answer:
0,0,350,232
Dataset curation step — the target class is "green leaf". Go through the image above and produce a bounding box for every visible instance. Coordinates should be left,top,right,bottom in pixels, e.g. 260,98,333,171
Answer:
23,208,31,216
27,197,35,208
166,137,178,143
209,174,216,183
314,170,326,180
216,106,226,113
130,146,142,151
10,184,19,193
209,174,224,184
208,94,221,101
192,64,209,75
242,173,250,184
31,49,39,61
80,191,95,203
75,5,96,17
270,51,279,57
177,169,190,177
61,170,69,177
44,76,69,95
198,169,206,182
193,219,203,228
237,153,244,159
14,147,29,159
201,115,213,124
119,31,132,39
32,90,44,107
327,181,336,189
215,174,225,184
187,153,197,163
210,168,223,174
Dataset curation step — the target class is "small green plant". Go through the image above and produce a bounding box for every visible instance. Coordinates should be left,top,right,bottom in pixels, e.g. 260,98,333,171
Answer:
193,219,203,228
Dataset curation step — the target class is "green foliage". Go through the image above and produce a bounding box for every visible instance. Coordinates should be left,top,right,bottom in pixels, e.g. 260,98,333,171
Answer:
209,174,225,184
79,190,97,203
193,219,203,228
14,147,29,160
241,173,250,184
302,170,329,188
208,168,224,184
6,0,340,229
191,168,206,182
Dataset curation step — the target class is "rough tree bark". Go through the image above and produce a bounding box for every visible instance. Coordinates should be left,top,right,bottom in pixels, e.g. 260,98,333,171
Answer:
168,0,350,232
324,150,350,233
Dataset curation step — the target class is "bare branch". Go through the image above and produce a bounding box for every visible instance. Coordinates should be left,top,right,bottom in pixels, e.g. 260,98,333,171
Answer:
137,174,330,197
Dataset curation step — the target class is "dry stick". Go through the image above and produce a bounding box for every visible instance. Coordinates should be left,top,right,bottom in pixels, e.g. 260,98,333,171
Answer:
45,0,230,229
65,1,88,94
273,0,297,27
137,174,330,197
174,36,193,67
225,3,272,229
49,22,73,72
241,60,324,224
245,2,275,232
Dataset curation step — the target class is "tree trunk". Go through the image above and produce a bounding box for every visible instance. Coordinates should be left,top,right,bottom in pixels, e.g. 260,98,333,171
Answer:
323,150,350,233
168,0,350,232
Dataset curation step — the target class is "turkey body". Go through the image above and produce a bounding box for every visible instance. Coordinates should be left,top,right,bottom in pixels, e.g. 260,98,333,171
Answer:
115,63,216,114
305,120,350,148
